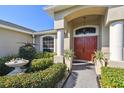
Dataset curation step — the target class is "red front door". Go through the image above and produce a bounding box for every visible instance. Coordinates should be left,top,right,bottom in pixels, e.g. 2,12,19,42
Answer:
74,36,97,61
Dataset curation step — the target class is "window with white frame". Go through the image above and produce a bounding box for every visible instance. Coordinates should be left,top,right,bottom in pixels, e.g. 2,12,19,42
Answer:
43,36,54,52
75,27,96,35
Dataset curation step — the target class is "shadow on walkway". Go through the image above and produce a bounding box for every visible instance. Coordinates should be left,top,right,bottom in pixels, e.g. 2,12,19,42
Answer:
63,71,78,88
63,61,99,88
72,61,94,71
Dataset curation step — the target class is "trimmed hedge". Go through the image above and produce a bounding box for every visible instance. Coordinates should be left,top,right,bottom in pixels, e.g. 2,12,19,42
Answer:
34,52,55,59
0,55,17,76
101,67,124,88
30,58,53,72
0,63,66,88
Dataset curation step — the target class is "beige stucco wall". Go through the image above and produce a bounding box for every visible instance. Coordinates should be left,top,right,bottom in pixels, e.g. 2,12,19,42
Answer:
54,6,106,20
106,6,124,24
100,16,110,59
54,6,85,20
54,5,107,29
0,27,32,57
64,37,70,50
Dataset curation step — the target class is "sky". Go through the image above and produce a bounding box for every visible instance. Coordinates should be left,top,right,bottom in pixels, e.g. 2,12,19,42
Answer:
0,5,54,31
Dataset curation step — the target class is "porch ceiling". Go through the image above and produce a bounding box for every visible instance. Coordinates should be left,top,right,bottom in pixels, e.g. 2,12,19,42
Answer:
64,7,107,22
69,15,102,29
71,15,101,24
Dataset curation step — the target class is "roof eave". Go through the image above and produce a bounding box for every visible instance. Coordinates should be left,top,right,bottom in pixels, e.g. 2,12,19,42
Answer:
33,29,57,35
44,5,75,13
0,24,33,35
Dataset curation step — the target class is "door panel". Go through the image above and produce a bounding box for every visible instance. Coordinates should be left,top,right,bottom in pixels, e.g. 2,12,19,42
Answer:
74,36,97,61
74,37,83,59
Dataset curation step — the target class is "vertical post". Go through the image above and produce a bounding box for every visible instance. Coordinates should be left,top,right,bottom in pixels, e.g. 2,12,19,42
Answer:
40,36,43,52
110,21,123,61
57,29,64,56
32,34,35,47
54,29,64,63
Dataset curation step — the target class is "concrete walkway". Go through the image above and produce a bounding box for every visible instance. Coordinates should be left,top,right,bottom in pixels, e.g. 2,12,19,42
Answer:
63,61,99,88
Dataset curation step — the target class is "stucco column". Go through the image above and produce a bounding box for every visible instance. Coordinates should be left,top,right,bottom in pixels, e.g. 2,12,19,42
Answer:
32,34,35,47
57,29,64,56
54,29,64,63
110,21,124,61
39,36,43,52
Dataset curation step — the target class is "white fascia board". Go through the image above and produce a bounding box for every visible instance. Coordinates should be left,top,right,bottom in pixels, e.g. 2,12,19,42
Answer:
44,5,75,12
44,5,75,18
33,30,57,35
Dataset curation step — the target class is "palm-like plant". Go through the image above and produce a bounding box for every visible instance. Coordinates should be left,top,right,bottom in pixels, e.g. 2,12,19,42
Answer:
92,51,106,66
64,49,74,60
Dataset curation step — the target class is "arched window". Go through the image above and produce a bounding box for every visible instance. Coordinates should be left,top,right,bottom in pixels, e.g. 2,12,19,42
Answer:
43,36,54,52
75,27,96,35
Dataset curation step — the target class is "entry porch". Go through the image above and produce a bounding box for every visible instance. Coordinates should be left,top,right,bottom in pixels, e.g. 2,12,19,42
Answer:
54,6,124,63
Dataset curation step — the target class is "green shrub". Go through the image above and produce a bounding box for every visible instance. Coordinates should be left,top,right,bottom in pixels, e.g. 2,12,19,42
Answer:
0,63,66,88
30,58,53,72
64,49,74,60
19,43,36,61
0,55,17,76
92,51,106,65
101,67,124,88
34,52,55,59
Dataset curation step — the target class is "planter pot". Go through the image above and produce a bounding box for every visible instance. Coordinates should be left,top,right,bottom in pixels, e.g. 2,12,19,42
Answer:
65,58,72,71
95,60,105,75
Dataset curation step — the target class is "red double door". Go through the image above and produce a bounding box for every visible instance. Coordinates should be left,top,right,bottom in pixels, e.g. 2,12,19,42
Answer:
74,36,97,61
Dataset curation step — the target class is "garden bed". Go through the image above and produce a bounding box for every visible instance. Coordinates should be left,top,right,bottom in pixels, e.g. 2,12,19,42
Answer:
0,63,66,88
0,52,55,76
0,51,66,88
100,67,124,88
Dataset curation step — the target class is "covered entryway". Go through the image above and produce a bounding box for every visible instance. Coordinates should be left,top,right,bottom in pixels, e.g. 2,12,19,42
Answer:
74,36,97,61
50,6,108,63
63,7,107,62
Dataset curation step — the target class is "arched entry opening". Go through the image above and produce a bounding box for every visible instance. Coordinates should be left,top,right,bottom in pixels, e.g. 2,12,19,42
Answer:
64,7,107,62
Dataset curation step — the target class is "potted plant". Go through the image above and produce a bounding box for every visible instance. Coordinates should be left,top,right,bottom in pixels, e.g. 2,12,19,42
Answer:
92,51,106,75
64,49,74,71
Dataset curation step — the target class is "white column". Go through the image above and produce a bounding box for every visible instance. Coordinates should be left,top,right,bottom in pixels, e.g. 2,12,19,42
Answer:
54,29,64,63
32,34,35,47
110,21,124,61
54,36,56,53
57,29,64,56
40,36,43,52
